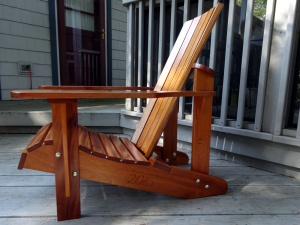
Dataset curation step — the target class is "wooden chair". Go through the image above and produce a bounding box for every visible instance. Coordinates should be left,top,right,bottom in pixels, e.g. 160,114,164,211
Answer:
11,3,226,222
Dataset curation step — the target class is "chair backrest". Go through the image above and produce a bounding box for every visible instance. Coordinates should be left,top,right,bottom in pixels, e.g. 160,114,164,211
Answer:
131,3,223,158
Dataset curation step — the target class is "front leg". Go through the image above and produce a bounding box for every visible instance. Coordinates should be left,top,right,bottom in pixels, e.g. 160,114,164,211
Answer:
49,99,81,221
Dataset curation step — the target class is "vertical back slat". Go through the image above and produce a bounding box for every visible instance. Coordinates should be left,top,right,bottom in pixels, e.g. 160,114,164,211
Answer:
132,4,223,158
131,20,194,144
136,13,209,149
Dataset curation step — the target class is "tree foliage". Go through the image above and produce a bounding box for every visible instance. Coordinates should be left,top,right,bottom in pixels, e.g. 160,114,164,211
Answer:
236,0,267,21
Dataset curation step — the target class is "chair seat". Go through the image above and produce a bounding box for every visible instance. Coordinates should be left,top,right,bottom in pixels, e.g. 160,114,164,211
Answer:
19,123,176,173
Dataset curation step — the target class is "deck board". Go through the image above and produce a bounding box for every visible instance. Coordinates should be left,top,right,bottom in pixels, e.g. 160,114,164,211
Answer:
1,134,300,224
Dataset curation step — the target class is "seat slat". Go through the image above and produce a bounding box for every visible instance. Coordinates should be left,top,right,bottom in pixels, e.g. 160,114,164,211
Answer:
109,135,136,164
149,152,171,172
99,133,121,162
27,123,52,152
89,130,107,158
120,137,150,166
78,125,92,153
44,126,53,145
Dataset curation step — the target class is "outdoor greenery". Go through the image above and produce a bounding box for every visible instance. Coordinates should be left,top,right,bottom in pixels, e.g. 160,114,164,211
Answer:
236,0,267,21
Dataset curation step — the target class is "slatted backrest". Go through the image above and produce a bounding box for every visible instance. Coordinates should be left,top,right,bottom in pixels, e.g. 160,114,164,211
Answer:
131,4,223,158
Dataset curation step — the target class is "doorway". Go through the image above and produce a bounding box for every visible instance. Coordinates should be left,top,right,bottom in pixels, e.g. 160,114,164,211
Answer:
57,0,106,86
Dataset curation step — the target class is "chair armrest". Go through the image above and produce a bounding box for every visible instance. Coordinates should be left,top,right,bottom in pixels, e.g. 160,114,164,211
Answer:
39,86,154,91
11,90,216,99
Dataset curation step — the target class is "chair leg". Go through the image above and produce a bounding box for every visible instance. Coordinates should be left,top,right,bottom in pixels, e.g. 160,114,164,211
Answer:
162,100,178,165
191,69,214,174
51,100,81,221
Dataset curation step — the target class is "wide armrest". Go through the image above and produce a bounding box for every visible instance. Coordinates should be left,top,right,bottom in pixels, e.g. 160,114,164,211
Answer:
11,90,216,99
39,86,155,91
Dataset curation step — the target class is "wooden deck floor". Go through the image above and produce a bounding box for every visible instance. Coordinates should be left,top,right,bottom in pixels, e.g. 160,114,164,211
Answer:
1,134,300,224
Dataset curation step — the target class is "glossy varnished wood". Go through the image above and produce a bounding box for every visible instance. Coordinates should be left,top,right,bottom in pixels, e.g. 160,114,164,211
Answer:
78,125,92,153
154,146,189,166
149,152,172,172
191,69,214,175
40,86,154,90
135,5,223,157
109,135,136,164
51,102,81,221
120,137,149,166
131,19,194,145
21,145,228,199
26,123,52,152
44,126,53,145
162,100,178,166
11,90,215,99
89,129,107,158
99,133,121,162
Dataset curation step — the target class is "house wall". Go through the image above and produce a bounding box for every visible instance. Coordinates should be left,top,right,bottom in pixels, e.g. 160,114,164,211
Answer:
111,0,127,86
0,0,52,100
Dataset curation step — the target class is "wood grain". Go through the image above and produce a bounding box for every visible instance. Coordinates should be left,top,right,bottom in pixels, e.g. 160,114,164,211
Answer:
120,137,149,166
40,86,154,90
109,135,136,164
191,69,214,175
51,102,81,221
137,5,223,157
11,90,215,99
192,63,216,77
131,20,194,144
21,145,228,199
154,147,189,166
89,129,107,158
162,100,178,166
149,152,171,172
78,125,92,154
99,133,121,162
137,12,209,156
26,123,52,152
44,126,53,145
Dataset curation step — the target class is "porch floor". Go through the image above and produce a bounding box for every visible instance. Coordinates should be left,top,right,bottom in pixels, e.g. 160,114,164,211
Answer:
1,134,300,224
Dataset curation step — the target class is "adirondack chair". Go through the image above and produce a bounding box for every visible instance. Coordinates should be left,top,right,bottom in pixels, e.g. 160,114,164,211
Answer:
11,3,226,222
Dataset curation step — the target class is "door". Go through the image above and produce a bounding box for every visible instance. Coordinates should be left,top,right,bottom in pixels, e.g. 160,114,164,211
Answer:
57,0,106,86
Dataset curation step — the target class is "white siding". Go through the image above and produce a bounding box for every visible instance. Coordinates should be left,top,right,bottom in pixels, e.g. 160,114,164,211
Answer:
111,0,127,86
0,0,52,100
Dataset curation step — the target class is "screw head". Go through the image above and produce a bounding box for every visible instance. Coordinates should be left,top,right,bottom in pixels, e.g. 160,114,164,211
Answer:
165,158,169,163
73,172,78,177
205,185,209,189
172,152,177,157
55,152,61,158
90,151,93,154
196,179,200,183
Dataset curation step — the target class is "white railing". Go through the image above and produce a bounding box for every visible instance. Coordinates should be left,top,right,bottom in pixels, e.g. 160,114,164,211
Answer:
124,0,300,143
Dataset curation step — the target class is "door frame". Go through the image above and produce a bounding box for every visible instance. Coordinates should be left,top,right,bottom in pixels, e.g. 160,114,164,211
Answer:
56,0,106,86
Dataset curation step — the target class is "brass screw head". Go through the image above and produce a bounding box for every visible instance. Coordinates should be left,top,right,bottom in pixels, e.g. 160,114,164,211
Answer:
165,158,169,163
172,152,177,157
55,152,61,158
73,172,78,177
